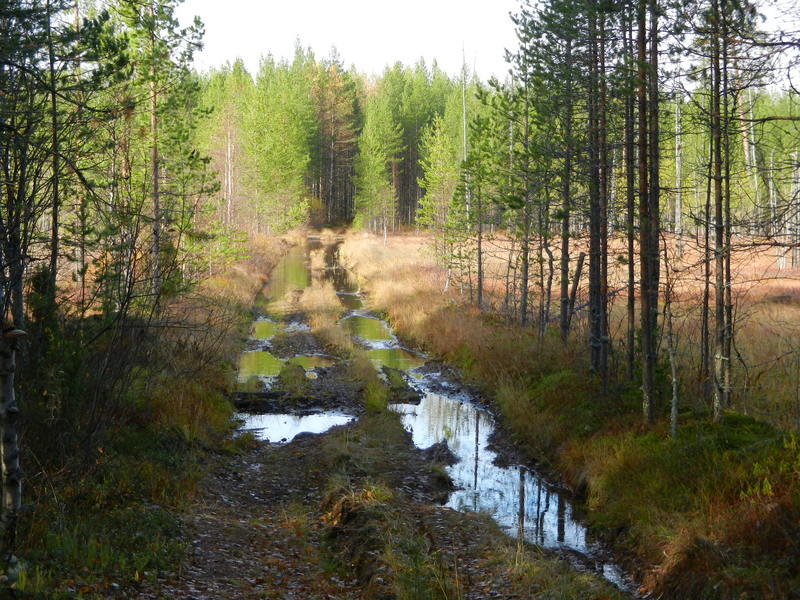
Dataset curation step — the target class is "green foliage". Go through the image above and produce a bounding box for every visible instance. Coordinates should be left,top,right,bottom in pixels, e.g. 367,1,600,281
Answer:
354,88,403,233
245,56,316,230
417,114,460,263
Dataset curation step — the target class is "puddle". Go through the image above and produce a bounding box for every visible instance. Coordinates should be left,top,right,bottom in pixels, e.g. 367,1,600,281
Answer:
240,411,355,443
341,314,393,341
323,244,360,293
289,355,337,370
251,319,278,339
367,348,426,371
390,380,630,590
336,292,364,310
238,351,284,381
254,245,311,317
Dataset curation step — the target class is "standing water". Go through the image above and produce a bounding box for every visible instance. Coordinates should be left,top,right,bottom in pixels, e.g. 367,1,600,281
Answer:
390,383,630,588
236,238,635,593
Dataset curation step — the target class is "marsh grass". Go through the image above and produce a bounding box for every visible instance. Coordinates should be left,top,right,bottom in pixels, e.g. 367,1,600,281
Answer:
486,542,624,599
275,362,310,398
320,413,458,600
344,354,389,412
342,230,800,597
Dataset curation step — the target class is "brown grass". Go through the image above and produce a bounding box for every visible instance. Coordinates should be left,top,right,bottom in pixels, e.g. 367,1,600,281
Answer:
343,230,800,428
340,229,800,598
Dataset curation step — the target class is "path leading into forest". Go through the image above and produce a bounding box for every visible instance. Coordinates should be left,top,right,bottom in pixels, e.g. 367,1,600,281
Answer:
133,237,632,600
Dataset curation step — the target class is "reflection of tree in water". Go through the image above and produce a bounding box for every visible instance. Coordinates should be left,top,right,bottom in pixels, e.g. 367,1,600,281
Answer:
323,241,360,293
256,244,311,316
396,389,589,553
241,412,354,443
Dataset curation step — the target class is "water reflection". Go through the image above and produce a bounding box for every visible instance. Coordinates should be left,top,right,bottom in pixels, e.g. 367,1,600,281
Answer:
240,412,355,443
336,292,364,311
238,351,283,381
341,314,393,342
367,348,426,371
324,244,360,293
390,382,627,585
288,355,337,370
255,244,311,317
251,319,278,340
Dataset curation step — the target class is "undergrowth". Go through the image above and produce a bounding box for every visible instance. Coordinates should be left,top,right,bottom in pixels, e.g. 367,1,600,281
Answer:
16,234,289,596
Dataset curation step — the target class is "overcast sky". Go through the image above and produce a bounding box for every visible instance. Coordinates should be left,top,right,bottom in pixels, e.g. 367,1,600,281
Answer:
174,0,520,80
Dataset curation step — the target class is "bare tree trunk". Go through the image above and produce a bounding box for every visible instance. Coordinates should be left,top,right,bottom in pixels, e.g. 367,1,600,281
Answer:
599,14,610,389
46,0,60,310
567,252,586,333
0,327,25,577
624,18,636,381
476,189,483,310
225,128,232,226
504,235,516,317
559,39,574,342
702,153,713,403
675,88,683,258
746,89,761,230
638,0,656,423
647,0,661,415
769,152,779,255
588,8,602,377
461,59,470,216
520,207,531,326
664,260,679,440
722,29,734,416
712,0,726,423
793,152,800,268
544,241,554,330
149,1,161,299
520,82,531,326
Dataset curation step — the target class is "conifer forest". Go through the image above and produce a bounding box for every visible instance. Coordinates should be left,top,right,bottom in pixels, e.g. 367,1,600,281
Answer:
2,0,800,598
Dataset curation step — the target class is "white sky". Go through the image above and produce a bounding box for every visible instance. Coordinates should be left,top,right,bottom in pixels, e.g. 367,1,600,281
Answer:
174,0,521,80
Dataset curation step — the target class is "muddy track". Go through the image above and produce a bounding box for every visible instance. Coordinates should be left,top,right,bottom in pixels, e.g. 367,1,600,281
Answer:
134,378,620,599
131,238,628,599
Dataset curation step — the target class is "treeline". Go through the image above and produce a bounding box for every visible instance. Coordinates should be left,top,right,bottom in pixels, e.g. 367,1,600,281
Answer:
195,51,480,232
198,0,800,434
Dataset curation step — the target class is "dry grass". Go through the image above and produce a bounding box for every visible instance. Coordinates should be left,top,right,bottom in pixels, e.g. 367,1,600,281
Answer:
343,229,800,428
300,281,341,322
341,229,800,598
295,256,355,354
